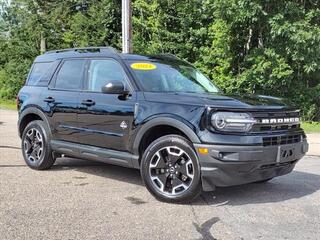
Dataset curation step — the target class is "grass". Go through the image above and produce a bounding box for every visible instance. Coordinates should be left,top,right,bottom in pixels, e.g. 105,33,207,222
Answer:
0,99,16,110
301,122,320,133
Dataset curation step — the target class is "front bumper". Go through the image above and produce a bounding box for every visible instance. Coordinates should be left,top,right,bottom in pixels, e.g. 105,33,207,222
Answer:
194,139,309,191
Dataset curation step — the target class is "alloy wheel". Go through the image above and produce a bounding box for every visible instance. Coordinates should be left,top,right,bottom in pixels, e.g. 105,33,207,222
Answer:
148,146,194,196
23,128,44,163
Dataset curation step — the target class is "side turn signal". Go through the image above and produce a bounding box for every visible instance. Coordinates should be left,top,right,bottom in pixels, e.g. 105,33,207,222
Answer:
198,148,209,155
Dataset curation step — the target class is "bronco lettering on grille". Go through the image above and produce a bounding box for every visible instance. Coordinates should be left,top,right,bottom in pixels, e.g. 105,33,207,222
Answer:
260,118,299,124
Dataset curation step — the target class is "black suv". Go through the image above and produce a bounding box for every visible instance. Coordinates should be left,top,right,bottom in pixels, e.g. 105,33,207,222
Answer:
17,47,309,202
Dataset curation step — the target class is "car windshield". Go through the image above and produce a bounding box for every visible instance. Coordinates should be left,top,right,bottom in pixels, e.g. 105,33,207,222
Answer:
126,59,219,93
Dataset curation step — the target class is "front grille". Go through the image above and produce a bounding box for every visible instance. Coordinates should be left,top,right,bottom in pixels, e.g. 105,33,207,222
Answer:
251,110,300,133
263,134,303,146
257,124,300,132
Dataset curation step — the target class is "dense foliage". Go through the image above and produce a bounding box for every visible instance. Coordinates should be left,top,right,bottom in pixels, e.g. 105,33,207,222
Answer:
0,0,319,120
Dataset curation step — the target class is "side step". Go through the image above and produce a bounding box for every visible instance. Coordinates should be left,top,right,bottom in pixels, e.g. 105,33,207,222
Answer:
50,140,139,168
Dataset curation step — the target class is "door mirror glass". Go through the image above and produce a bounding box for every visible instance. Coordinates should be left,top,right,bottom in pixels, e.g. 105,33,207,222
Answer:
101,81,128,95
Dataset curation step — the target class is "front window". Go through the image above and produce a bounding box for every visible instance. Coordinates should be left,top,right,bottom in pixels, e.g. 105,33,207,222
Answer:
87,59,128,92
126,59,219,93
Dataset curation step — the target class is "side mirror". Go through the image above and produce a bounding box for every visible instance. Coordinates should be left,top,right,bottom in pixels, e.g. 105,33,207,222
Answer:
101,81,129,95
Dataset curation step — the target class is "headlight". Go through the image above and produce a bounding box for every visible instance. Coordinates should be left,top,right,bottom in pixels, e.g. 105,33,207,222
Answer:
211,112,256,132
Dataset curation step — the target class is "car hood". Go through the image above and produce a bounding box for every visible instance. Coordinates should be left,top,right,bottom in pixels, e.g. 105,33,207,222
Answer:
143,92,295,110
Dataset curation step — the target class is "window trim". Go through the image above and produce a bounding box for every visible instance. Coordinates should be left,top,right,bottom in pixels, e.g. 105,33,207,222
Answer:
49,58,87,92
82,58,134,94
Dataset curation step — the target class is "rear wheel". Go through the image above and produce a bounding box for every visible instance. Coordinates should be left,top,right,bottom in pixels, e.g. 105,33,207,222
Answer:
140,135,202,203
21,120,56,170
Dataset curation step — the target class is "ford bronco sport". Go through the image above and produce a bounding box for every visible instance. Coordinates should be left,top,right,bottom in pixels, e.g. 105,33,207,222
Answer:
17,47,309,202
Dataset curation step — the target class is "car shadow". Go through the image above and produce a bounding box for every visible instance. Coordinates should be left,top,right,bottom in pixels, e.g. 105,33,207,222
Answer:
52,157,320,206
194,170,320,206
52,157,144,186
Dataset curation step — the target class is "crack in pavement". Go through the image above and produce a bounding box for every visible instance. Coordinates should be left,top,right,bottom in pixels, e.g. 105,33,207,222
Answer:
191,203,220,240
0,145,21,150
0,165,26,168
193,217,220,240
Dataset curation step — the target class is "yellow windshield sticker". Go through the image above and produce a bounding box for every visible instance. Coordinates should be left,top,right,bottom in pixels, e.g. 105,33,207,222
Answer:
131,63,157,70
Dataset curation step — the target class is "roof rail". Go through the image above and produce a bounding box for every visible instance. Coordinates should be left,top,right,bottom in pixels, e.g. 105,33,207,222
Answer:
45,46,119,54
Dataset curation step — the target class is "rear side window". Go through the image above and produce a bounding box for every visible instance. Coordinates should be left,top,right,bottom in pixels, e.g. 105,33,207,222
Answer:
27,61,59,86
54,59,86,90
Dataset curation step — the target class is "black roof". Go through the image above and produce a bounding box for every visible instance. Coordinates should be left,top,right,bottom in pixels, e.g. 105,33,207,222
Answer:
34,47,181,63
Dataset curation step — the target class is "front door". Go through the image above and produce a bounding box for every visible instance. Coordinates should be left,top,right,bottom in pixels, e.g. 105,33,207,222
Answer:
78,59,136,151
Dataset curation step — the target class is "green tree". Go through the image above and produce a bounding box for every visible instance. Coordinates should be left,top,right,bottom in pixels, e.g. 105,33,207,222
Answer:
0,0,319,120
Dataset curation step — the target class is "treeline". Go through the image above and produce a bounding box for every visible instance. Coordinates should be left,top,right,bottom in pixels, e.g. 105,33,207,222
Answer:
0,0,319,120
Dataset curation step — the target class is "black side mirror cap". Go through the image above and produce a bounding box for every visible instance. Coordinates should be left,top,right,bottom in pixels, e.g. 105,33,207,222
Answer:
101,81,130,96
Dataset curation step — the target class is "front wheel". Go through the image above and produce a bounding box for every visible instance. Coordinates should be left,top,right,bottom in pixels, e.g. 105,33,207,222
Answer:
140,135,202,203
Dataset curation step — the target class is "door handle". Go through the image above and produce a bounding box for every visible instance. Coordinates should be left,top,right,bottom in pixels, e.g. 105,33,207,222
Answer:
44,97,55,103
81,99,95,106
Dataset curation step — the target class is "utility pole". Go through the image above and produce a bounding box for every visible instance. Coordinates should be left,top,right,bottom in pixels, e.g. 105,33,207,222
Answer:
122,0,132,53
40,32,46,54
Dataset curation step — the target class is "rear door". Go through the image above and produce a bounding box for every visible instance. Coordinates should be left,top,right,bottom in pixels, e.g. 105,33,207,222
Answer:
43,59,86,143
78,58,136,151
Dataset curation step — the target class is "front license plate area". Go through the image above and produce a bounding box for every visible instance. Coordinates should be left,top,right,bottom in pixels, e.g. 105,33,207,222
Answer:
276,145,295,163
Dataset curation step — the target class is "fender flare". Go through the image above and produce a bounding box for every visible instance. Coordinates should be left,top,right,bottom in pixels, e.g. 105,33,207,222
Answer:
132,116,201,155
18,107,51,137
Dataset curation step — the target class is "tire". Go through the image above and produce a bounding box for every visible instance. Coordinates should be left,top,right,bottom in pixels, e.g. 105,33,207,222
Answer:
21,120,56,170
255,178,273,183
140,134,202,203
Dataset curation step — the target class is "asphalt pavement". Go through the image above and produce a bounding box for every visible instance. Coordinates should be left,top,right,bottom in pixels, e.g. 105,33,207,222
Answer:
0,109,319,240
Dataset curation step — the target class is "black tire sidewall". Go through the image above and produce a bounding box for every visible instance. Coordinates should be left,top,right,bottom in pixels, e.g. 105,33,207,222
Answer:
21,120,54,170
141,135,202,203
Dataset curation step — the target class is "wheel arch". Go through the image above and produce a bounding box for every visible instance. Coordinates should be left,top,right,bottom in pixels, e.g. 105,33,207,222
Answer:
18,107,51,138
132,117,200,167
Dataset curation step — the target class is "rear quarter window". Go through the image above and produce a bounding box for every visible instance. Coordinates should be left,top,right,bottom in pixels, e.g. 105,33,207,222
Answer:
27,61,59,86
